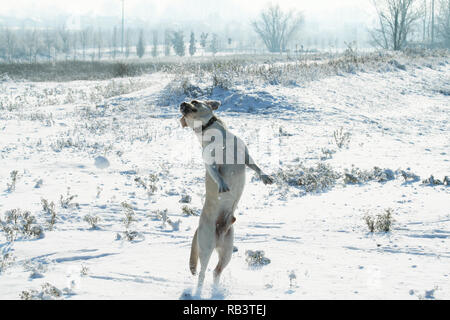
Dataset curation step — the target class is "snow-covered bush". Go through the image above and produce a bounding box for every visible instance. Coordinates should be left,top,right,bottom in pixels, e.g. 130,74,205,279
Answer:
398,169,420,182
344,166,395,184
20,282,63,300
0,209,44,241
276,162,341,193
422,175,450,186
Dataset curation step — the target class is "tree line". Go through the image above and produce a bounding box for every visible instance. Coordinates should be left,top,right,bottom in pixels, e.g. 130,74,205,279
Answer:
1,0,449,63
0,25,233,63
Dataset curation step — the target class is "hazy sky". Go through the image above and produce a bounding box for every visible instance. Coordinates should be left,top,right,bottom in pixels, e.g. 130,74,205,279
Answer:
2,0,373,21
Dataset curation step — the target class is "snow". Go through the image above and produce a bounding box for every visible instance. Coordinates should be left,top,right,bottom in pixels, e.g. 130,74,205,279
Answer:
0,57,449,300
94,156,110,169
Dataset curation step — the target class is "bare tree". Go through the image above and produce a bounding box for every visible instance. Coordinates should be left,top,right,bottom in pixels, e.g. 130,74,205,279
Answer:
3,29,17,62
43,29,55,61
58,27,71,60
25,29,42,63
252,4,303,53
164,29,171,56
171,30,185,57
112,26,118,59
80,28,90,60
71,31,78,60
437,0,450,47
200,32,208,56
421,0,429,42
125,29,131,58
209,33,218,55
370,0,421,50
96,29,103,60
136,29,145,58
189,31,196,56
151,30,158,58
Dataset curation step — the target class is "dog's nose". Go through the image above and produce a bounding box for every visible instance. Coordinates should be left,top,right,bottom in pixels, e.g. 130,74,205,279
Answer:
180,102,187,112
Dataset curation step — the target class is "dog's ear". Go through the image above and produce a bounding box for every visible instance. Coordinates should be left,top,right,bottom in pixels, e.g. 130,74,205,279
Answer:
205,100,221,110
180,116,188,128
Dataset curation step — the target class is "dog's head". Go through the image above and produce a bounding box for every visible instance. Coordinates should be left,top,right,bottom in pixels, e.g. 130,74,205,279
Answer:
179,100,221,129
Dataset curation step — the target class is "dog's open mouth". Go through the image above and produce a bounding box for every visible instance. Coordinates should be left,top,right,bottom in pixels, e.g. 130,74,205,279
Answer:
180,102,197,115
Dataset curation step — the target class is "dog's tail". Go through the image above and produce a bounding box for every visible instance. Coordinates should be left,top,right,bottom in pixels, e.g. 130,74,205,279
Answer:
189,228,199,275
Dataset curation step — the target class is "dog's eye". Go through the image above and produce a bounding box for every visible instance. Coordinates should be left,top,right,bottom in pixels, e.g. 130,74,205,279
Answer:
191,100,198,105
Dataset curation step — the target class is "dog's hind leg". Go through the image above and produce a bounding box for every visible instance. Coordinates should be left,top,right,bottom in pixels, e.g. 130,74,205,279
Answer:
189,228,199,275
213,226,234,288
195,224,215,296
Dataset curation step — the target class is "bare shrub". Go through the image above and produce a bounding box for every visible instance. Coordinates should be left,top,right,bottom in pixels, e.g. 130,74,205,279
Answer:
245,250,271,267
83,214,101,229
181,205,198,216
333,127,351,149
113,62,138,77
212,72,232,90
134,174,158,196
41,199,57,230
179,195,192,203
364,215,376,233
0,244,15,273
6,170,19,192
80,265,89,277
153,209,181,231
121,202,135,229
60,188,79,209
320,148,336,160
399,169,420,182
364,208,394,233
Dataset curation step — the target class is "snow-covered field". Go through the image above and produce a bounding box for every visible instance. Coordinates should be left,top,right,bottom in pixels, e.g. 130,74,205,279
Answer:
0,54,449,300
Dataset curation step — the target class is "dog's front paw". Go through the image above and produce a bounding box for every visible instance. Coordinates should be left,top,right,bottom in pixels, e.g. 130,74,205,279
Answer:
261,175,274,185
218,182,230,193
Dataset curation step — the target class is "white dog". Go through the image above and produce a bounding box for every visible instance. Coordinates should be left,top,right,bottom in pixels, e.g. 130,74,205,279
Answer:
180,99,273,295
